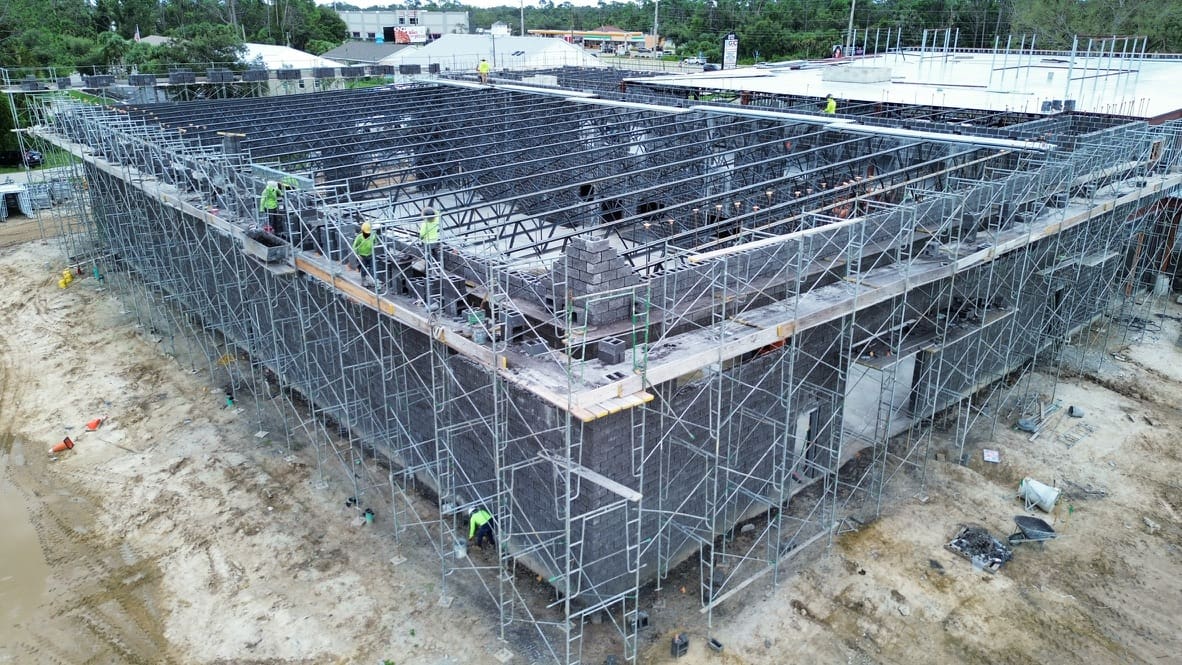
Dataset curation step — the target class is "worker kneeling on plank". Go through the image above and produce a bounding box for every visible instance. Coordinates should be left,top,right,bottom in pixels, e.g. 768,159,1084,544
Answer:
468,507,495,551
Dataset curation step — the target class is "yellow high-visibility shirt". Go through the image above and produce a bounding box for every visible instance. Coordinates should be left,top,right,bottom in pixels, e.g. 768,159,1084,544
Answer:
478,61,491,74
824,98,837,114
352,232,375,257
469,510,493,538
419,214,440,243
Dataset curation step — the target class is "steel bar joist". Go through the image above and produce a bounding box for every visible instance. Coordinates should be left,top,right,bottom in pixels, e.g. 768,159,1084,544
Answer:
20,75,1182,665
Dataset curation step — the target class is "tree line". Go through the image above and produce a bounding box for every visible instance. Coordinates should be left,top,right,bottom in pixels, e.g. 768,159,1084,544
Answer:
0,0,345,71
3,0,1182,152
372,0,1182,64
5,1,1182,75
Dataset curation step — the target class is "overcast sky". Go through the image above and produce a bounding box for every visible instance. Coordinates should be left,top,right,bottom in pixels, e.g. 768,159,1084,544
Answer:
317,0,609,9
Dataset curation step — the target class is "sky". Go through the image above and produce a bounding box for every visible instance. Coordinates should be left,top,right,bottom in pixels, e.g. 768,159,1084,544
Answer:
316,0,611,8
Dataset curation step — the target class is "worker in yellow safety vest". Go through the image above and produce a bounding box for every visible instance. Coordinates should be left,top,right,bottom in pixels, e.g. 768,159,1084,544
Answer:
823,94,837,115
259,177,299,236
351,221,377,287
259,180,281,230
419,206,440,264
477,58,491,84
468,507,495,550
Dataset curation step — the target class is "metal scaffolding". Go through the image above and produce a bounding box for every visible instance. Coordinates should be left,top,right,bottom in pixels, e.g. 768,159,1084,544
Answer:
8,54,1182,663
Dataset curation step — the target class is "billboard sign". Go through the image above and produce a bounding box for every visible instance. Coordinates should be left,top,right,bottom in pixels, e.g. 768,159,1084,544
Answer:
722,32,738,70
392,26,428,44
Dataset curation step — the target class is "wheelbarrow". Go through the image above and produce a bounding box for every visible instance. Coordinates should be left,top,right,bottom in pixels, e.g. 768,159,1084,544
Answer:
1007,515,1057,547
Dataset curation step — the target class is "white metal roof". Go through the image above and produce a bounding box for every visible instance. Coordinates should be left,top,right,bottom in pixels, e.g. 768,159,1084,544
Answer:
634,50,1182,119
381,34,603,72
241,43,344,70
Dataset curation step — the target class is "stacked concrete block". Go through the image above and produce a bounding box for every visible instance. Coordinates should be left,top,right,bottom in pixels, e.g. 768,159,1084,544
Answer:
168,70,197,85
597,337,627,365
83,75,116,88
550,236,642,325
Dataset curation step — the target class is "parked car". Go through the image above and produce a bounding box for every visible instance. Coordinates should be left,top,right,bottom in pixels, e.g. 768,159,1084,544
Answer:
0,149,42,168
703,63,720,72
682,57,705,66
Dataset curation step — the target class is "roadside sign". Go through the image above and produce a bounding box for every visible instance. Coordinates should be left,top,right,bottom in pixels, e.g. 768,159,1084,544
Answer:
722,33,738,70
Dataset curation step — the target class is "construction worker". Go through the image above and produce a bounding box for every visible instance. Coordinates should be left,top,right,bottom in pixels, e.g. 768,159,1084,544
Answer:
351,221,377,287
468,507,495,550
259,180,282,232
419,206,440,265
477,58,491,84
823,94,837,115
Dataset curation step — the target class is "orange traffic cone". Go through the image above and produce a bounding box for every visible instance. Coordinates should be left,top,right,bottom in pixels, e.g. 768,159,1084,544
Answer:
51,437,75,454
85,417,104,432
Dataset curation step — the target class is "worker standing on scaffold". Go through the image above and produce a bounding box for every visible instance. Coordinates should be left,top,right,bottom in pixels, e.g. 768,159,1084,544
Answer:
419,206,440,267
477,58,491,84
259,180,281,231
351,221,377,287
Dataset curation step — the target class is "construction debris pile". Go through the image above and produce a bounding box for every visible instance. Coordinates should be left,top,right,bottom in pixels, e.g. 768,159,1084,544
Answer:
946,525,1014,573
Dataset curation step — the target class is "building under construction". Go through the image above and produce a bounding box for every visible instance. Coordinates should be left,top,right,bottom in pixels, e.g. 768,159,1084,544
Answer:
7,43,1182,663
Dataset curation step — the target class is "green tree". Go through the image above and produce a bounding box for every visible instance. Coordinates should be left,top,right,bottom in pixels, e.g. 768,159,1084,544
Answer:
159,23,246,65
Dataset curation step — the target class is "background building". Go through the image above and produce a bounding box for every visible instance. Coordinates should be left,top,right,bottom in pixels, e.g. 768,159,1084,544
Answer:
337,10,469,44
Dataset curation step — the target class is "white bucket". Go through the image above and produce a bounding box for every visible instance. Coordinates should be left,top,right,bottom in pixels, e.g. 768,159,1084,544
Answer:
1018,477,1061,513
1153,273,1171,296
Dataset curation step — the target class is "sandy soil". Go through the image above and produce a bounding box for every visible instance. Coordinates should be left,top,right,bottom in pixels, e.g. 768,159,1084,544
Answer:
0,215,47,248
636,313,1182,664
3,228,1182,665
0,238,503,664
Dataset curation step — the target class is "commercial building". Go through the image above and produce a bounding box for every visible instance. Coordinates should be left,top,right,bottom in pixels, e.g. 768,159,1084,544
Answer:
337,10,469,44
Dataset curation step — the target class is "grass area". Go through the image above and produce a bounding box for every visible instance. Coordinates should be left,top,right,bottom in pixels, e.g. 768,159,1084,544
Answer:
0,149,80,174
345,77,393,90
65,89,109,105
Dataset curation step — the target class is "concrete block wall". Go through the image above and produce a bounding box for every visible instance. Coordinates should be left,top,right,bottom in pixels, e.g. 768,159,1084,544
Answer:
571,323,845,600
908,208,1140,414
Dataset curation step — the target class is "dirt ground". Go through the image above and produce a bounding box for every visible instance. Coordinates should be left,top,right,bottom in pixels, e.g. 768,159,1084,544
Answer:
3,227,1182,665
0,235,503,665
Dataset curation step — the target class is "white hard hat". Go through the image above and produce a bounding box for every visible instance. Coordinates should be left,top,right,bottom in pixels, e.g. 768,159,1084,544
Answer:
267,180,278,188
467,507,475,516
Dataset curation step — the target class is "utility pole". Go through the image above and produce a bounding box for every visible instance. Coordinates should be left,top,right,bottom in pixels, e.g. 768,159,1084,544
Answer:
846,0,856,53
520,0,525,37
654,0,660,48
